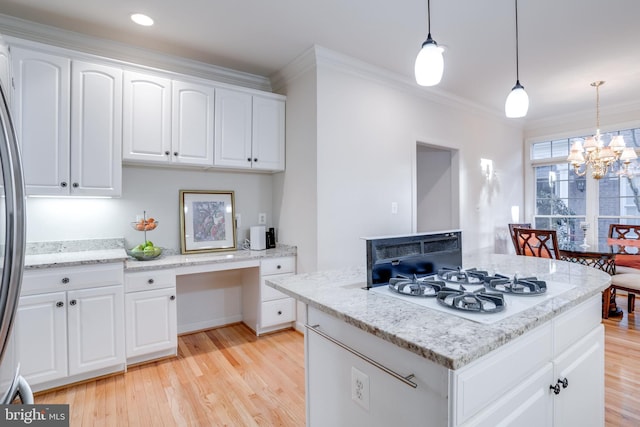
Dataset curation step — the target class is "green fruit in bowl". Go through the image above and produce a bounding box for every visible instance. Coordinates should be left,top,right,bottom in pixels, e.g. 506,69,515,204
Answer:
143,246,155,256
131,245,144,253
153,247,162,256
145,240,154,247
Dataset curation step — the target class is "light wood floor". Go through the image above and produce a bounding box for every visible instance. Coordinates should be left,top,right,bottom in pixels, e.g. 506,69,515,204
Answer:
35,296,640,427
35,324,305,426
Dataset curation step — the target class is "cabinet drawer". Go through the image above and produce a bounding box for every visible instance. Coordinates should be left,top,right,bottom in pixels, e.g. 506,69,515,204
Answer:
261,257,295,276
261,298,295,327
261,273,293,302
125,269,176,293
22,263,123,295
553,294,601,357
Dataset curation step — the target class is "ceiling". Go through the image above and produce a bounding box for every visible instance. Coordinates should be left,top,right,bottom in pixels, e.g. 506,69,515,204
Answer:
0,0,639,125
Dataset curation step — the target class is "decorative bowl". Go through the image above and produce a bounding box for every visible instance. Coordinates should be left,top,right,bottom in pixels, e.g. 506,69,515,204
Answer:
131,219,159,231
128,246,163,261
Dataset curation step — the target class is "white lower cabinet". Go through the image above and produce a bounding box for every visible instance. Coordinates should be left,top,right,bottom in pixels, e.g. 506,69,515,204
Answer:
124,269,177,365
243,257,296,335
16,263,125,392
306,295,604,427
15,292,68,385
67,286,125,376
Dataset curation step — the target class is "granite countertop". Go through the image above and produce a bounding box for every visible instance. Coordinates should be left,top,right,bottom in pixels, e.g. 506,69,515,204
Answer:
23,238,296,271
124,244,297,272
265,253,611,370
24,238,128,269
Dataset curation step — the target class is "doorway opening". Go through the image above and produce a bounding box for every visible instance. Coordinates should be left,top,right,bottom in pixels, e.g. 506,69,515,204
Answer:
415,143,460,232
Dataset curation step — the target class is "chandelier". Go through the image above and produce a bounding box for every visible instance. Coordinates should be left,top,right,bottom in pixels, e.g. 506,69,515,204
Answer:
567,81,637,179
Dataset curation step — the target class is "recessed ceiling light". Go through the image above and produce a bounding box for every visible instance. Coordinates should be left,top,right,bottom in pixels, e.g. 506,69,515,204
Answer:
131,13,154,27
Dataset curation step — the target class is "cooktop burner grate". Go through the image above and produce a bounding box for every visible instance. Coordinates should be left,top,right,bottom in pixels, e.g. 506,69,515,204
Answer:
486,276,547,296
436,286,506,313
434,267,493,285
388,274,443,297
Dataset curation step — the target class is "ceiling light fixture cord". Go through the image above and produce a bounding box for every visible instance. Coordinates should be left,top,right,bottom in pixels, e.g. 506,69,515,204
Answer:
515,0,520,83
427,0,432,37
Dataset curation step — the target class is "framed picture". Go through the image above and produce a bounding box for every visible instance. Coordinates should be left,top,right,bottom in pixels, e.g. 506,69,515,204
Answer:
179,190,237,254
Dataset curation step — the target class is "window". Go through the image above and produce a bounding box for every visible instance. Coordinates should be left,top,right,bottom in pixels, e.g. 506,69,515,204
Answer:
531,127,640,247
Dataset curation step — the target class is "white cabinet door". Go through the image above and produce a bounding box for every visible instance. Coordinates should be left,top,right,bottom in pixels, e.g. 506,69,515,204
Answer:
553,325,604,427
252,95,285,171
214,88,252,168
172,80,214,166
461,363,553,427
67,285,125,376
11,47,70,195
122,70,171,163
70,61,122,196
125,288,177,359
15,292,68,385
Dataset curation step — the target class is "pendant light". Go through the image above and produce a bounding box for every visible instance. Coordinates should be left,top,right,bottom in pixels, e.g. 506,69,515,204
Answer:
415,0,444,86
504,0,529,118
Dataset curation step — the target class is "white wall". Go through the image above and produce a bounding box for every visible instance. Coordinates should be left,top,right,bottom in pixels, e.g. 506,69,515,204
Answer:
26,165,274,251
272,57,318,273
275,46,525,272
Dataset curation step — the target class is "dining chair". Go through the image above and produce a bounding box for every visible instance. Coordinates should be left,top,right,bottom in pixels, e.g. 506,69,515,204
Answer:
513,227,560,259
508,223,531,255
607,224,640,314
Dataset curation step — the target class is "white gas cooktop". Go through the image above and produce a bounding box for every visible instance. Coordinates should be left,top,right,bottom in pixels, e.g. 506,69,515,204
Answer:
369,280,576,324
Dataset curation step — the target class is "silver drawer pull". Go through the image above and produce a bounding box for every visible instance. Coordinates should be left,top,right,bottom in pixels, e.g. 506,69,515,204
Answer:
305,324,417,389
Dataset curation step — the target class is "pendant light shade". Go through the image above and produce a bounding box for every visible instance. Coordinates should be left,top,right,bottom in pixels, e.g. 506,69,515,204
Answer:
415,36,444,86
415,0,444,87
505,80,529,118
505,0,528,118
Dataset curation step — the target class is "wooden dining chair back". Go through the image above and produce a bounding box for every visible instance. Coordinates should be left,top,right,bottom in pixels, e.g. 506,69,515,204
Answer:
508,223,531,255
607,224,640,315
513,227,560,259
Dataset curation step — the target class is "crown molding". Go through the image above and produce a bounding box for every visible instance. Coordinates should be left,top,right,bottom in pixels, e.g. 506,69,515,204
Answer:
310,45,522,128
270,45,317,92
524,100,640,140
0,13,272,91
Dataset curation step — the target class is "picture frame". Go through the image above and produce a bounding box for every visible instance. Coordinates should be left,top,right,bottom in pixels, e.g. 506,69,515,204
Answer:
179,190,237,254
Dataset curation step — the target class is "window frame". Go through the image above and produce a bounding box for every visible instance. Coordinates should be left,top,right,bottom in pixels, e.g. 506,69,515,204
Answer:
525,120,640,246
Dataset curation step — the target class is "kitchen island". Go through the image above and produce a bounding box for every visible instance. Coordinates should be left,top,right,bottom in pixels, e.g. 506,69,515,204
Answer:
266,253,610,427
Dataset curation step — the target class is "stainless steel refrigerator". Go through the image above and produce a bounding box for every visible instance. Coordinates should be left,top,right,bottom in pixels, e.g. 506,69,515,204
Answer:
0,78,32,404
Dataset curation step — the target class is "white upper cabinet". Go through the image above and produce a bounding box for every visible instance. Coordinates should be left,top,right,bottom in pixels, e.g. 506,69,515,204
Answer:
71,61,122,196
123,71,216,167
252,95,285,171
172,80,214,166
11,47,122,196
122,70,172,163
11,47,70,196
214,88,253,168
214,88,285,172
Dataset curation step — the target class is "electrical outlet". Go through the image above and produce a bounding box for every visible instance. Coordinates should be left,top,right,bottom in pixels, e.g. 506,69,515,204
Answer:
351,367,370,410
391,202,398,214
235,214,241,228
258,213,267,224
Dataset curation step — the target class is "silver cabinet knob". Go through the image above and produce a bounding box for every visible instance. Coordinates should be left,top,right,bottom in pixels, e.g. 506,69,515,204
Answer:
148,278,154,284
61,277,70,284
69,299,77,306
